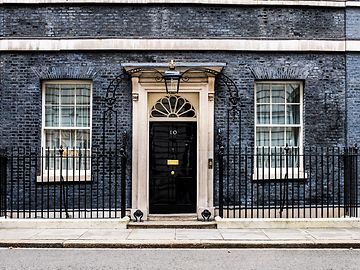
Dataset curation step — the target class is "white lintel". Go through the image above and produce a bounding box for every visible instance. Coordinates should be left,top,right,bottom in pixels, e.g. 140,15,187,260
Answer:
123,62,226,74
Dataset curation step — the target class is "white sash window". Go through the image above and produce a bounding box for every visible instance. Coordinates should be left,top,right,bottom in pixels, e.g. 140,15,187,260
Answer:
254,81,303,179
41,81,92,181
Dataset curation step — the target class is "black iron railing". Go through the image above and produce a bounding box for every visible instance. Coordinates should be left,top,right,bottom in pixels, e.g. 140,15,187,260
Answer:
2,147,128,219
217,146,360,218
2,145,360,219
0,152,7,217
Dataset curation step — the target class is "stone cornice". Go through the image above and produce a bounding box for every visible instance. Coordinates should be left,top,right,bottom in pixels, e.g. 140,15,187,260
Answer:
0,38,355,52
0,0,355,8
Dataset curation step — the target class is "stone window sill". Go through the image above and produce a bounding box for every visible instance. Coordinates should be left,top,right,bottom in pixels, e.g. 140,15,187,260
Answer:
36,171,91,183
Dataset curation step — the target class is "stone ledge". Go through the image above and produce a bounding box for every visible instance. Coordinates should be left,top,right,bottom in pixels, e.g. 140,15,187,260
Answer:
0,39,348,52
0,0,348,8
215,216,360,229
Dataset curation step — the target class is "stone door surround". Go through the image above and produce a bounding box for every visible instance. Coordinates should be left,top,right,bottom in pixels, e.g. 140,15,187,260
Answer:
123,62,225,220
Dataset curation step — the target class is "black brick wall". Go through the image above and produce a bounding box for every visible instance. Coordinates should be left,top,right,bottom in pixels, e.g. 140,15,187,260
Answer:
0,5,344,39
347,7,360,39
0,51,346,210
346,53,360,146
0,52,346,150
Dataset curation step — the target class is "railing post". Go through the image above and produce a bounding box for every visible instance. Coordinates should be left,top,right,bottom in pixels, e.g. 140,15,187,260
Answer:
59,146,70,218
120,131,128,218
279,144,290,218
354,145,359,217
344,147,349,216
344,145,358,217
216,129,225,218
218,145,224,218
344,147,351,217
0,150,8,218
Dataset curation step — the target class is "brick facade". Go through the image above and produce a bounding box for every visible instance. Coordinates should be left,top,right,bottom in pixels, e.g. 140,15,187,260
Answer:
0,51,347,149
0,5,344,39
0,3,359,214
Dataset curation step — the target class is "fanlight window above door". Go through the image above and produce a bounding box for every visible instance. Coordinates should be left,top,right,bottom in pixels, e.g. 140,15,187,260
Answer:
150,95,196,118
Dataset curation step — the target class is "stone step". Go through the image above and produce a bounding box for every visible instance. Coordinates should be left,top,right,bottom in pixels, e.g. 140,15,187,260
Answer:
147,214,198,221
127,220,217,229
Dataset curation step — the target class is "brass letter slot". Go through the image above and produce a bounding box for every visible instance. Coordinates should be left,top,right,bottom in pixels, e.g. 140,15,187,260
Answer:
167,159,179,166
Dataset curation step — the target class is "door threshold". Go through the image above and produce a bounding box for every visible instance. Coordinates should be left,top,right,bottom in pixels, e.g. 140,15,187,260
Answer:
148,213,197,221
128,220,217,229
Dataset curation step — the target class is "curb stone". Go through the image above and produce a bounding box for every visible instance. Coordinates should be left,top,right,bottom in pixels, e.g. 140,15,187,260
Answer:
1,240,360,249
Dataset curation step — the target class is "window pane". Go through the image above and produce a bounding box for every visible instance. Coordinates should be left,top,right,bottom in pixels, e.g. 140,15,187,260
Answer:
76,85,91,105
45,130,60,149
60,107,75,127
256,128,270,147
272,105,285,124
286,127,300,147
257,105,270,124
76,107,90,127
45,85,60,105
271,147,284,169
271,84,285,103
77,150,91,170
287,105,300,124
286,147,300,167
60,85,75,105
256,147,269,168
45,106,59,127
61,130,75,149
271,128,285,147
77,130,90,149
161,97,171,113
256,84,270,103
286,83,300,103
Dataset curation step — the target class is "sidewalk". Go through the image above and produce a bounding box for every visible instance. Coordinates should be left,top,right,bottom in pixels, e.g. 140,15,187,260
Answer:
2,227,360,248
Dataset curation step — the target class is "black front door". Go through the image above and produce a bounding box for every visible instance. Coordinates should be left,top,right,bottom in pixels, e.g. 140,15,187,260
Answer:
149,122,197,214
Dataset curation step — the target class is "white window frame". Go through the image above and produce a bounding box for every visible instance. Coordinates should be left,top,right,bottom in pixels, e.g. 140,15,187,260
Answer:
38,80,93,182
254,80,305,180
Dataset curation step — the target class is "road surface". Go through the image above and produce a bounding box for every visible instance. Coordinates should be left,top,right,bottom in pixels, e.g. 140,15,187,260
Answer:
0,248,359,270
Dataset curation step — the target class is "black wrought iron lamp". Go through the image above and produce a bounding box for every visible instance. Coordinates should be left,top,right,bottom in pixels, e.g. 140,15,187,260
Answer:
163,60,182,94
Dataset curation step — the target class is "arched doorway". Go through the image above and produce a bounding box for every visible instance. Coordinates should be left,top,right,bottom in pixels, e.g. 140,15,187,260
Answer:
149,95,197,214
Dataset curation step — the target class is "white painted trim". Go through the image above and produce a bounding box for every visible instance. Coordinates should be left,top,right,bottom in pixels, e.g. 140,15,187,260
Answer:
131,79,216,220
0,0,348,7
0,39,353,52
346,1,360,7
347,40,360,51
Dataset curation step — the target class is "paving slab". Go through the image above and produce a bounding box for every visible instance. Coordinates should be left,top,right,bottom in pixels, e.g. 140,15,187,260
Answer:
219,229,269,240
78,229,131,240
332,228,360,239
262,229,314,240
305,228,356,240
176,229,223,240
1,226,360,249
127,229,175,240
0,229,41,240
30,229,87,240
